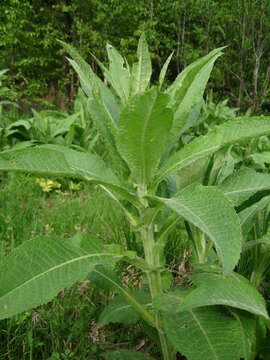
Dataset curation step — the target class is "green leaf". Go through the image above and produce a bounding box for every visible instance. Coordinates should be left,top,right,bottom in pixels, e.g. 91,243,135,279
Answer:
154,184,242,275
239,195,270,236
230,310,256,360
163,307,244,360
59,40,99,98
60,40,120,139
179,272,268,318
102,350,155,360
242,234,270,252
154,116,270,187
105,44,130,104
159,52,174,90
249,151,270,168
166,47,223,141
131,32,152,95
218,168,270,206
91,266,155,327
0,144,140,207
0,235,122,319
116,87,173,186
98,290,151,327
51,113,80,137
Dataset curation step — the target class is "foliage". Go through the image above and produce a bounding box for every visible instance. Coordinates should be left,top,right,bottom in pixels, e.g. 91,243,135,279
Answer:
1,0,270,114
1,34,270,360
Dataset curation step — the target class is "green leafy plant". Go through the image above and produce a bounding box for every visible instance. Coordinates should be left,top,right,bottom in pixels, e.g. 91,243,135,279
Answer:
1,34,270,360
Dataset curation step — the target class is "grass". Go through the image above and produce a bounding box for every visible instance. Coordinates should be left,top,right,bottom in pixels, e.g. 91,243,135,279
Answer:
0,173,188,359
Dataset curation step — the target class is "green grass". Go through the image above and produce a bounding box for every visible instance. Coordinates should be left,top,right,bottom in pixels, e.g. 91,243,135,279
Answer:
0,174,169,359
0,173,188,359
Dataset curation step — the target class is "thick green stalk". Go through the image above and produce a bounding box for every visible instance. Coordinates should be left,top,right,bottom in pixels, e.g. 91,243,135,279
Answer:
141,224,175,360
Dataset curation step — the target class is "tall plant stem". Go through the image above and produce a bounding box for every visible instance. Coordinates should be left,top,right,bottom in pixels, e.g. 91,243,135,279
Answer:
141,224,175,360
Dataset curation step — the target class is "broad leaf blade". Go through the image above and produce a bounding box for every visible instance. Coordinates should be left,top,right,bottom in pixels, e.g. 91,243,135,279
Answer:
218,168,270,206
105,44,130,104
0,235,122,319
155,184,242,275
155,116,270,187
116,87,173,186
131,33,152,95
230,310,256,360
163,307,244,360
166,47,223,140
179,272,268,318
0,145,140,206
0,144,117,182
98,290,151,327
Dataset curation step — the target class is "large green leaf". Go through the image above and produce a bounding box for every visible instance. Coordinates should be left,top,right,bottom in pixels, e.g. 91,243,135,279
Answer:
154,116,270,187
98,290,151,327
154,184,242,275
163,307,244,360
116,87,173,186
131,32,152,96
166,47,223,140
218,168,270,206
0,235,122,319
0,144,140,207
239,195,270,236
178,272,268,318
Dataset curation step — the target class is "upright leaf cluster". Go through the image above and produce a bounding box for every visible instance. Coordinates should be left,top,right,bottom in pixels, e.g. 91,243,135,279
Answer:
1,34,270,360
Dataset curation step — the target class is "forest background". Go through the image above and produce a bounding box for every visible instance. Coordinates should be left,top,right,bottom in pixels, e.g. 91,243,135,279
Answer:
1,0,270,114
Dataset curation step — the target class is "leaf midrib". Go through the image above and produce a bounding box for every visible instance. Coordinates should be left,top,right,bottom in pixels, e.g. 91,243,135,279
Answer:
139,93,156,186
0,252,120,304
156,145,219,184
190,310,219,360
167,198,223,265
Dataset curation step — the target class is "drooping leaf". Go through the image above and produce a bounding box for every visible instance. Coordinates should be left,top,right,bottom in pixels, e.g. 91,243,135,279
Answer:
91,266,155,327
131,32,152,95
218,168,270,206
154,184,242,275
0,144,140,206
239,195,270,236
163,307,244,360
154,116,270,187
0,235,122,319
178,272,268,318
98,290,151,327
166,47,223,141
116,87,173,186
